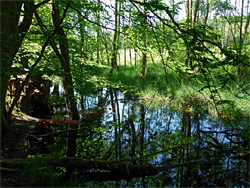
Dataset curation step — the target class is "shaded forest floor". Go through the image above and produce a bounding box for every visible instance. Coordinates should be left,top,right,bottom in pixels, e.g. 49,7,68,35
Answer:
1,113,40,186
1,113,39,159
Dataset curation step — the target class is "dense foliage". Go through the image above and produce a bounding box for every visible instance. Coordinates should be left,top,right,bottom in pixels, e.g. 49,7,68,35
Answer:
1,0,249,186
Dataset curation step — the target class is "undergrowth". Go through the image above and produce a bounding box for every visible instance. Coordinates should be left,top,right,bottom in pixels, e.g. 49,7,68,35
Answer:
17,159,86,187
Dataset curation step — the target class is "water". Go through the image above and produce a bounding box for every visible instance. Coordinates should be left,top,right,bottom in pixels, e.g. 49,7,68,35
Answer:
41,88,250,186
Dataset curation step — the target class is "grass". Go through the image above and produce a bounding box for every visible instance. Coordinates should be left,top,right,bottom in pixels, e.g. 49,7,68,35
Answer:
102,62,250,118
71,59,249,118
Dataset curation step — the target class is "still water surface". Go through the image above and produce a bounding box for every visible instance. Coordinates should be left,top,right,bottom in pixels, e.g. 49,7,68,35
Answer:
50,88,250,186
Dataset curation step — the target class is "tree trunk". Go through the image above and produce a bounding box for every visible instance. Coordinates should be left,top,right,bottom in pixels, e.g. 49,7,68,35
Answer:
238,0,245,76
51,0,79,121
51,2,79,174
186,0,193,67
110,0,119,72
101,32,111,65
204,0,210,25
124,45,127,66
140,0,147,80
129,42,132,66
118,2,121,66
0,1,34,135
97,0,101,64
78,13,86,110
193,0,200,25
134,47,137,67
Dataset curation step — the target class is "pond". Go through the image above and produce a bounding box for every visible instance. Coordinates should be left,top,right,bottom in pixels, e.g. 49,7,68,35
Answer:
29,88,250,187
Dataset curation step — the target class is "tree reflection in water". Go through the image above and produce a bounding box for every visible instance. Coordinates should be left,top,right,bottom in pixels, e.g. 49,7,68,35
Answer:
24,88,250,187
98,89,249,187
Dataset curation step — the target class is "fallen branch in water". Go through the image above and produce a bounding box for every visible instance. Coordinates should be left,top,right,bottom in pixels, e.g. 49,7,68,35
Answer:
1,157,205,181
30,126,94,138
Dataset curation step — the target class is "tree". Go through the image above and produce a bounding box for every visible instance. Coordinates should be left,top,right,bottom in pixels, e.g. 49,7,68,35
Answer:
186,0,193,67
97,0,101,64
0,1,47,135
110,0,119,72
51,0,79,121
140,0,148,80
193,0,200,25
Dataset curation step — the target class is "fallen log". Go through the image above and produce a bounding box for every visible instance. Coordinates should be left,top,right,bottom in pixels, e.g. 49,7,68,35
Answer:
1,157,205,181
39,118,84,127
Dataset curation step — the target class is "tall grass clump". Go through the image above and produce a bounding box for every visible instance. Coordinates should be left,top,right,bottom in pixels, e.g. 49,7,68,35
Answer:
109,63,195,101
111,66,140,86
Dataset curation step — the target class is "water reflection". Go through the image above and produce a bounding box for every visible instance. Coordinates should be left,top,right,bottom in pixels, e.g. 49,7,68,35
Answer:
37,88,250,186
109,89,248,186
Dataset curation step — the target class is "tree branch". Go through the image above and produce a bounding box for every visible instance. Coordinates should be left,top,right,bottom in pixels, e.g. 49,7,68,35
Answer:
1,157,205,181
7,2,71,117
